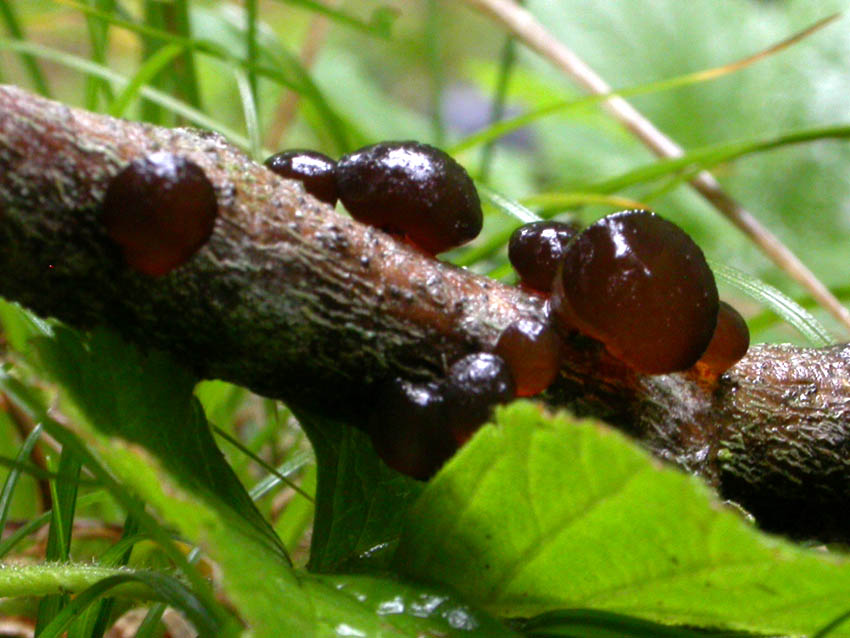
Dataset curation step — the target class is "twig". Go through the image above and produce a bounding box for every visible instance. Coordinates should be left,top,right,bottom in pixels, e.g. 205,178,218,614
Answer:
3,86,850,541
461,0,850,335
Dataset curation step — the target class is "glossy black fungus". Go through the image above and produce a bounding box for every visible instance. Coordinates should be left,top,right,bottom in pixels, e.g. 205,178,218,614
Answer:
444,352,515,441
551,209,718,374
495,319,562,397
264,149,338,206
101,152,217,277
508,220,580,293
336,141,482,255
367,378,455,480
696,301,749,376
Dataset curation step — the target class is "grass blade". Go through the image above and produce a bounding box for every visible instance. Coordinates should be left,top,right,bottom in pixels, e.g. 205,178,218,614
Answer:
85,515,142,638
37,572,221,638
0,38,250,148
107,43,186,118
34,446,82,634
450,13,841,155
83,0,116,110
478,0,523,182
246,0,259,112
0,422,43,534
425,0,445,145
709,260,834,347
272,0,398,38
0,492,107,560
213,426,313,502
588,125,850,195
169,0,201,111
0,0,51,96
0,371,229,629
477,183,540,223
233,67,262,161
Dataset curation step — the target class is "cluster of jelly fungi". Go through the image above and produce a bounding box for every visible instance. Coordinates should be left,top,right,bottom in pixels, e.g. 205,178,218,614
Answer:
265,141,483,256
100,143,748,481
507,209,749,383
367,353,515,479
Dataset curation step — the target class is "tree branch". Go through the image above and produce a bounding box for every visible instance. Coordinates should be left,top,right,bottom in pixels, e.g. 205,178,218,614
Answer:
2,85,848,541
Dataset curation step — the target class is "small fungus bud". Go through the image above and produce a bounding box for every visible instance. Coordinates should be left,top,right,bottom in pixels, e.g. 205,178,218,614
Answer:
367,379,455,480
508,220,580,293
695,301,750,376
444,352,515,442
495,319,562,397
264,149,338,206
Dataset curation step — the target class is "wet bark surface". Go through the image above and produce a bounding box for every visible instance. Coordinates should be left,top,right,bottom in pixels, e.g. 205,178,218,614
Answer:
2,85,849,542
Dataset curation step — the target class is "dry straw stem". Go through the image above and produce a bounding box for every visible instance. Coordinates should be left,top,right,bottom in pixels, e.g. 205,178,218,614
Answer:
462,0,850,335
3,86,850,542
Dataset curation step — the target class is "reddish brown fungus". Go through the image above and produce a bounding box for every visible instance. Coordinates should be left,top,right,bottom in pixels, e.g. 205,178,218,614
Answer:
264,149,338,206
101,153,217,277
444,352,515,443
508,220,580,293
495,319,562,397
695,301,750,376
336,141,482,255
551,209,718,374
366,379,455,480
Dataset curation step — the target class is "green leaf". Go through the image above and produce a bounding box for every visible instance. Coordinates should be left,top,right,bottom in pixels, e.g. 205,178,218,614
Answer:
297,410,423,572
395,402,850,637
520,609,750,637
302,572,523,638
29,326,314,637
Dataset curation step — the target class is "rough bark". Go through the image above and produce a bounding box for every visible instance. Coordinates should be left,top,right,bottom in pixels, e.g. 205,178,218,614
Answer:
2,85,849,542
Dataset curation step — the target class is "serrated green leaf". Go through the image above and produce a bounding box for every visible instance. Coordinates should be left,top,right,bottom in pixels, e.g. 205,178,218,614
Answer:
395,402,850,637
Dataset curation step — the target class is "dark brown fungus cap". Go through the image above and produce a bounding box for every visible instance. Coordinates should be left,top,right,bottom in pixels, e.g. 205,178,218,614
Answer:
444,352,515,442
336,141,483,255
551,210,719,374
495,319,562,397
695,301,750,376
367,379,455,480
101,153,217,277
508,220,580,293
264,149,338,206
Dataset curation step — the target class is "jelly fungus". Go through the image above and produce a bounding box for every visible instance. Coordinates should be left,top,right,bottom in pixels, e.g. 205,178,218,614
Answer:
264,149,338,206
336,141,483,255
696,301,750,376
495,319,562,397
508,220,580,292
551,210,718,374
444,352,515,441
101,153,217,277
367,379,455,480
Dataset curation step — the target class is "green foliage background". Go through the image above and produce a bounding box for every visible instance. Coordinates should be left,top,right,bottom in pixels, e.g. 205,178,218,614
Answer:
1,1,850,636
